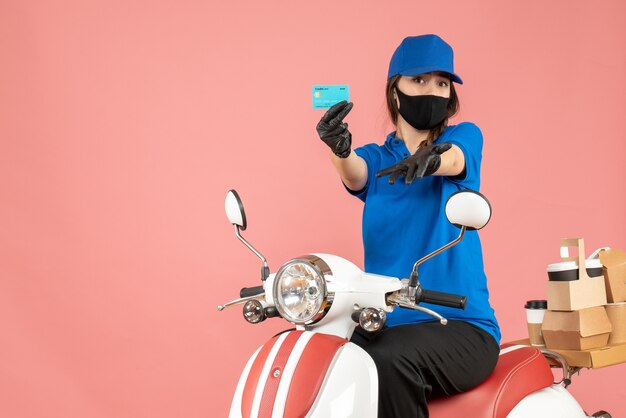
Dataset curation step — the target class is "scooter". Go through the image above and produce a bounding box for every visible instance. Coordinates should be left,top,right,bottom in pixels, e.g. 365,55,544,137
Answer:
218,189,611,418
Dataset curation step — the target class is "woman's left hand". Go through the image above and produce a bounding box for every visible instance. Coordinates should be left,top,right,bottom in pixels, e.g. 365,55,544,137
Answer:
376,142,452,185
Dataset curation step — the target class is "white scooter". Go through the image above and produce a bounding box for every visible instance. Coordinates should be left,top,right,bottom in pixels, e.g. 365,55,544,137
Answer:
218,189,611,418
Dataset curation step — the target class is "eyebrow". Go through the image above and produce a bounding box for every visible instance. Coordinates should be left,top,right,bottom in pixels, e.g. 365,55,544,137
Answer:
413,72,451,81
431,72,451,80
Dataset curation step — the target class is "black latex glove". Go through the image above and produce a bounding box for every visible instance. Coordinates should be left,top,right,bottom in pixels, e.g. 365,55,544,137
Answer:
376,142,452,185
316,100,353,158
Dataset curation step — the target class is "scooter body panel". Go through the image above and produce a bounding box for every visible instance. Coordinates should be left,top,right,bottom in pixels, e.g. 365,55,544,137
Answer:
507,384,587,418
230,347,262,418
229,331,376,418
306,342,378,418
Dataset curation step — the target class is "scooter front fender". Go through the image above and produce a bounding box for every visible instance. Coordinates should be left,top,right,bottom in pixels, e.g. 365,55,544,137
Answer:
229,331,377,418
507,384,587,418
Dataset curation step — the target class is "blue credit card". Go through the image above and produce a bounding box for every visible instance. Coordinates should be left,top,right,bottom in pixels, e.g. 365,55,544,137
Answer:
312,85,350,109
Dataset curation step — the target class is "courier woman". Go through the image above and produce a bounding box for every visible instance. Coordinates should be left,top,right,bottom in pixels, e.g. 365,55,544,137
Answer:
315,34,500,418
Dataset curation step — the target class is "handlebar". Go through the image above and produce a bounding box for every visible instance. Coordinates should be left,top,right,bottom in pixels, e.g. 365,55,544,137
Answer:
418,289,467,310
240,286,264,298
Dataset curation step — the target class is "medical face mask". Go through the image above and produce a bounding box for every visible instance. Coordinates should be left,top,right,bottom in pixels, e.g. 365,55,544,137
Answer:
395,88,450,130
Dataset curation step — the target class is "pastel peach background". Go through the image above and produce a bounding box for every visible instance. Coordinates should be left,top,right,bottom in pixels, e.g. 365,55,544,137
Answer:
1,0,625,417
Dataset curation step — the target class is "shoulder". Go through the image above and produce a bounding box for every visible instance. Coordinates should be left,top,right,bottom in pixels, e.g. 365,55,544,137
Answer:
445,122,483,139
442,122,483,151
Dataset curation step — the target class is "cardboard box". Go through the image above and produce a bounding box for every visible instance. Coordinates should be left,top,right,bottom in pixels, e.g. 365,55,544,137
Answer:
599,248,626,303
545,344,626,368
508,338,626,368
606,302,626,345
547,238,607,311
542,306,612,350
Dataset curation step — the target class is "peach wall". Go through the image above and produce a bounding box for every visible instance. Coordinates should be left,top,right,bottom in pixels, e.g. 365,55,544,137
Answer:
1,0,625,417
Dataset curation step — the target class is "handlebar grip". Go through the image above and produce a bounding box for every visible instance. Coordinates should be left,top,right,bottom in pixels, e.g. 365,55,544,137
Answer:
239,286,264,298
419,289,467,310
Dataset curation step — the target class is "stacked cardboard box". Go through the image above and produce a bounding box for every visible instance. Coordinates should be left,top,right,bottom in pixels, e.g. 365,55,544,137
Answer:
600,248,626,345
600,248,626,303
542,238,611,350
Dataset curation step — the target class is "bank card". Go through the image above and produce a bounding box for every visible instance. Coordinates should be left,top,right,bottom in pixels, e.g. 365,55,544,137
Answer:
312,85,350,109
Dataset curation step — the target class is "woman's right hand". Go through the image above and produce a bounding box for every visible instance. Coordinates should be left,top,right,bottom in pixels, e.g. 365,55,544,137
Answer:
316,100,353,158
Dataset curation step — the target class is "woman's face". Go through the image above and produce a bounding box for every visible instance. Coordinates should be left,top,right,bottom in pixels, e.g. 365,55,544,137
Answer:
395,72,451,98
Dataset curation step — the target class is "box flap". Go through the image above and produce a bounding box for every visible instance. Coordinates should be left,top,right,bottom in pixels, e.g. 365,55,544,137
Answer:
599,248,626,268
580,307,612,337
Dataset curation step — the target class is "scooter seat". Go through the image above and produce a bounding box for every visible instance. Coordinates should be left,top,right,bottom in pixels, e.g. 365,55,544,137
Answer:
428,344,554,418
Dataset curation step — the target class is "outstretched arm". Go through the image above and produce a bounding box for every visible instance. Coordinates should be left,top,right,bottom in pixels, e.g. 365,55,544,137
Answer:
316,100,368,191
331,151,368,192
434,144,465,177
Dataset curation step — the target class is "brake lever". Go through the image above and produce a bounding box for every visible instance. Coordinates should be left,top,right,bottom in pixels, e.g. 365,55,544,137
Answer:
217,293,266,311
387,293,448,325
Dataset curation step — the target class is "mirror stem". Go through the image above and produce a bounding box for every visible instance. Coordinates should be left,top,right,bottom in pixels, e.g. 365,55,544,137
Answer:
234,225,270,280
408,226,466,298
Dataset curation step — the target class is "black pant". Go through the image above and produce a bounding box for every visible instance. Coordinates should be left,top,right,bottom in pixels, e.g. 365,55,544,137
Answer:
350,320,499,418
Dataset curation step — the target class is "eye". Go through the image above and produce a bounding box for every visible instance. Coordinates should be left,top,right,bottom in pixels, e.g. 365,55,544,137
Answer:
412,77,425,84
438,80,450,88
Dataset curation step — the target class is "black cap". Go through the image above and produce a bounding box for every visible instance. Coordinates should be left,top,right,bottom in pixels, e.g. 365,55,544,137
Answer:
525,300,547,309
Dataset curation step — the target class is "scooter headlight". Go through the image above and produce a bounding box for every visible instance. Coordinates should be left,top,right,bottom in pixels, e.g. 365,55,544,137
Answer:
273,256,331,325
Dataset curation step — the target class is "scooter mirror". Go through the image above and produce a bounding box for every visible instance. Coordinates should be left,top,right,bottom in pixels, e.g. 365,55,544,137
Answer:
444,190,491,231
225,189,247,231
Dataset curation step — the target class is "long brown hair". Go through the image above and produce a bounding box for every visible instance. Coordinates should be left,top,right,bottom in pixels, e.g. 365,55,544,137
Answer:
385,74,460,148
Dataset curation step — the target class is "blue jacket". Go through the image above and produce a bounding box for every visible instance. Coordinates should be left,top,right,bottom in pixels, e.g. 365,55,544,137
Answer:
348,122,500,343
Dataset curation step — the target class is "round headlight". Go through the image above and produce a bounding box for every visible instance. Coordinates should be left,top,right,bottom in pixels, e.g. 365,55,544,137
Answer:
273,256,330,325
